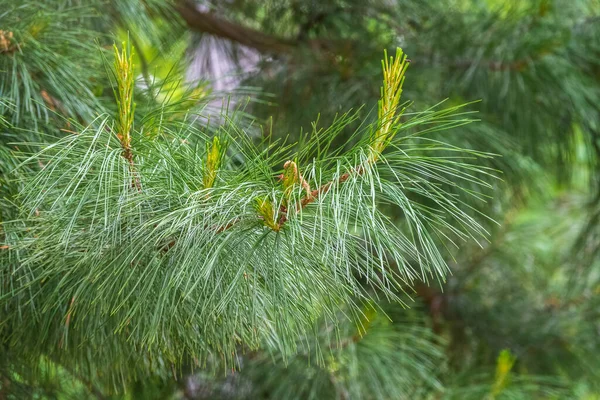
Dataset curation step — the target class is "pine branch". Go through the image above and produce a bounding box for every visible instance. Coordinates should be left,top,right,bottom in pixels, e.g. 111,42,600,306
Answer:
11,41,494,380
277,164,366,227
275,49,409,230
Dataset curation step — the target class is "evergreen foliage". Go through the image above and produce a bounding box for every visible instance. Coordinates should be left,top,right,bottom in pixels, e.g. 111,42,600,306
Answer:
1,0,600,399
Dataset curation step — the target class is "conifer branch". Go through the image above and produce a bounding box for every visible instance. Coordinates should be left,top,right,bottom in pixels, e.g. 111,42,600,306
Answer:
276,48,409,229
212,49,411,233
12,37,494,380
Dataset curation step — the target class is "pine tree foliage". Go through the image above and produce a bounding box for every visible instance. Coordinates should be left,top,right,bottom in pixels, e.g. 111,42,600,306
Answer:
3,41,493,383
0,1,105,125
1,0,600,398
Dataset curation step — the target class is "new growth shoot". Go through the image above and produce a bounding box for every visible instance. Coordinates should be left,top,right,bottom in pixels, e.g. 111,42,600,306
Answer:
203,136,228,189
113,42,136,164
371,48,409,160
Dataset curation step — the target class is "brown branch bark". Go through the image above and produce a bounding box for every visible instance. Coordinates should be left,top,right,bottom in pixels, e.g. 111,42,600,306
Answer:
173,0,348,57
174,0,297,54
450,46,557,72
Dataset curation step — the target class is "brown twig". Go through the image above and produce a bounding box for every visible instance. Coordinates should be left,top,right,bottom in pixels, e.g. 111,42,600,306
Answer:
58,296,76,349
277,164,366,227
65,296,75,328
157,162,366,254
123,149,142,191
